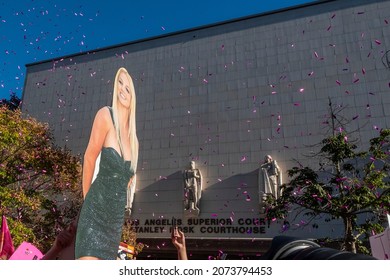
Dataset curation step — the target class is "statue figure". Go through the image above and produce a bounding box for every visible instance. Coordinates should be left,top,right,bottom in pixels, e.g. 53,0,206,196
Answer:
259,155,282,213
183,161,202,215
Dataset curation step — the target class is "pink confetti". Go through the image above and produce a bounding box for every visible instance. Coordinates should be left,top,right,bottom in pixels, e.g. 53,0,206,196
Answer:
385,19,389,24
331,14,336,19
375,40,381,45
353,78,360,83
352,115,359,120
299,88,304,93
241,156,246,162
345,57,349,63
308,71,314,76
336,80,341,85
203,78,208,83
314,51,319,58
327,25,332,31
221,45,225,50
362,68,366,75
293,103,300,106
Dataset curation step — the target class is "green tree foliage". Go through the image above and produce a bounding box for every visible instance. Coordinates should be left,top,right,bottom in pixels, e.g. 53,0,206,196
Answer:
0,106,82,252
266,103,390,254
0,93,21,111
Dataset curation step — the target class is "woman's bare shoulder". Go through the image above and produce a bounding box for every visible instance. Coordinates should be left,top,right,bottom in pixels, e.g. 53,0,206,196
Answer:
91,107,112,131
95,106,111,120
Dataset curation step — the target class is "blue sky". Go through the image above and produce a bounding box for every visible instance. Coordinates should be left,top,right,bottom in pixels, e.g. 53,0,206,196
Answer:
0,0,317,100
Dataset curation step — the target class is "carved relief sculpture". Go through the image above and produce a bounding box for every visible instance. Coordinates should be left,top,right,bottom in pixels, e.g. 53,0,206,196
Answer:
183,161,202,216
259,155,282,213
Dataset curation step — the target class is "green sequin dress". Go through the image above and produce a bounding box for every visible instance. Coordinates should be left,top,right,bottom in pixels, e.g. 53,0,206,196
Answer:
75,109,134,260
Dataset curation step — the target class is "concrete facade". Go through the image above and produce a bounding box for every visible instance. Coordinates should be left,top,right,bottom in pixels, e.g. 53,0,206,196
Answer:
22,0,390,258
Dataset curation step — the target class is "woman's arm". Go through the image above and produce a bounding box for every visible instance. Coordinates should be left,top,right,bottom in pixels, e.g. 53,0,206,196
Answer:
41,221,77,260
82,107,110,198
171,227,188,260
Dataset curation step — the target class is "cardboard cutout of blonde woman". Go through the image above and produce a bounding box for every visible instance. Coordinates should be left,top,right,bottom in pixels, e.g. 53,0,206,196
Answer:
259,155,282,213
75,67,138,260
183,161,202,217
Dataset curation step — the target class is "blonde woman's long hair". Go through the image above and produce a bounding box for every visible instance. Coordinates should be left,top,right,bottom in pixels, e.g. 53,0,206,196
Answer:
111,67,139,172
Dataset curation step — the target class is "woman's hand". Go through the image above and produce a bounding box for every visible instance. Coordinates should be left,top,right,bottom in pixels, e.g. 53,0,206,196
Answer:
171,227,188,260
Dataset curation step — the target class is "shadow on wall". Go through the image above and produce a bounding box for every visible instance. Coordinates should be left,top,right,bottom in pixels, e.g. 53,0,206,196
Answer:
131,171,185,215
131,169,260,217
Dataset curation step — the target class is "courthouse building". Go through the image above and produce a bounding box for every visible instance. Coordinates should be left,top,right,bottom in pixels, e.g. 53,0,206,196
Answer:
21,0,390,259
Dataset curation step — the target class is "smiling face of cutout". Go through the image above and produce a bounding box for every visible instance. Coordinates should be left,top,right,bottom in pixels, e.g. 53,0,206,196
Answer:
117,71,131,109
